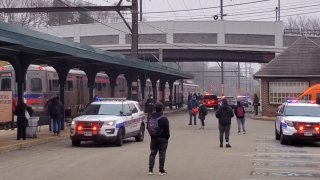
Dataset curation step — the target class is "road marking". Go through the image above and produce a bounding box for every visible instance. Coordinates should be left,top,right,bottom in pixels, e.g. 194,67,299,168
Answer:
253,168,320,172
252,158,320,164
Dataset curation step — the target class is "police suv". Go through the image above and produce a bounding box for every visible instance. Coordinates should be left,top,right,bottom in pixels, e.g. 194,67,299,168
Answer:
70,98,146,147
275,101,320,145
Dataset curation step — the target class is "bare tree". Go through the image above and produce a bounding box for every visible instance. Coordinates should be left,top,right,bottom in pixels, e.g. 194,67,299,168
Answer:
0,0,51,28
284,16,320,36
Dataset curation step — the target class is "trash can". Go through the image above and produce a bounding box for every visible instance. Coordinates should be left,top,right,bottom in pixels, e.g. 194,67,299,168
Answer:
26,117,39,138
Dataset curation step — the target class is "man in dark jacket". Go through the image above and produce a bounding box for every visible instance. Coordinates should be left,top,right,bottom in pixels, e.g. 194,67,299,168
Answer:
216,96,234,148
49,96,64,136
148,102,170,176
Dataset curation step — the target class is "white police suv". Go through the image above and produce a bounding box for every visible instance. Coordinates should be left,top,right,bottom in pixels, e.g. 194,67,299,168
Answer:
275,101,320,145
70,98,146,147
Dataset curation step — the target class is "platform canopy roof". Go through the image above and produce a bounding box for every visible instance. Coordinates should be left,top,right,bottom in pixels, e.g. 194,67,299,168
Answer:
0,21,193,79
254,36,320,78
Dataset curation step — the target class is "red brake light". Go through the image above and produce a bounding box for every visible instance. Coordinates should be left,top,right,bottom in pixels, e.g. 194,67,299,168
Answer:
315,127,319,131
78,126,82,131
299,126,304,131
93,126,97,131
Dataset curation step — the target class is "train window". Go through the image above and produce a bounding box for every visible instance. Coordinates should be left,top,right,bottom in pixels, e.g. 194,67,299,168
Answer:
102,83,107,87
52,80,59,91
67,81,73,91
1,78,11,91
49,80,52,91
31,78,42,92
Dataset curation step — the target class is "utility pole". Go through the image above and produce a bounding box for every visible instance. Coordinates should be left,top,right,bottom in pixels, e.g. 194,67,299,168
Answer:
221,61,224,96
220,0,224,20
245,62,248,92
278,0,281,21
131,0,139,57
140,0,143,21
238,62,240,92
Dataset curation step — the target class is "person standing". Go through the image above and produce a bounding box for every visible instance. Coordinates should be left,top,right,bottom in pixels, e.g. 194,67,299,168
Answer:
235,101,246,134
147,102,170,176
215,97,234,148
145,95,156,119
198,103,208,129
188,96,199,125
14,100,33,140
253,94,260,116
49,96,64,136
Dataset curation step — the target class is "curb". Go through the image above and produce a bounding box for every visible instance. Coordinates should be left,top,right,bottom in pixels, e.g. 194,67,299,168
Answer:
250,115,276,121
0,134,69,154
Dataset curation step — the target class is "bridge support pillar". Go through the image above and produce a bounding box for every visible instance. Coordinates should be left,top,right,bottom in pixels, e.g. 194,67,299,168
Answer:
83,68,98,103
125,73,138,100
168,80,175,110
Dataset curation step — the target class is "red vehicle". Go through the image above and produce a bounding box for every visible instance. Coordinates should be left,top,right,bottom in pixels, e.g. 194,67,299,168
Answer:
202,94,219,109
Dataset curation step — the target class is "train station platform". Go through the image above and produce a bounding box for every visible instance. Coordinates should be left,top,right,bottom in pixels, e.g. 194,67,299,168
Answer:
0,107,184,154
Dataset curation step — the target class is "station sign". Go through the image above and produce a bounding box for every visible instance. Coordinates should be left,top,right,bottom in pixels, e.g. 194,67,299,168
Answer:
0,91,12,123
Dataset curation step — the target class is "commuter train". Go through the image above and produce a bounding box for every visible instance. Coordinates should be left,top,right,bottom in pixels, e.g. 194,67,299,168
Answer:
0,64,198,117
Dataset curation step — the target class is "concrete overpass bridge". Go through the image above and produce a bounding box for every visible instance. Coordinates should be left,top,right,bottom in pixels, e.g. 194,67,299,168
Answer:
36,20,318,63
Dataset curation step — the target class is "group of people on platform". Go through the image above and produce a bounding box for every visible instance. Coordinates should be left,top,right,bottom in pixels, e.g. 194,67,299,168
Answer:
187,93,260,148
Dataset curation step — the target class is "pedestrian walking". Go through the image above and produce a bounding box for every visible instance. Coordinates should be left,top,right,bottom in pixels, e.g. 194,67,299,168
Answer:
253,94,260,116
14,100,33,140
147,102,170,176
235,101,246,134
188,96,199,125
145,95,156,119
49,96,64,136
198,103,208,129
215,96,234,148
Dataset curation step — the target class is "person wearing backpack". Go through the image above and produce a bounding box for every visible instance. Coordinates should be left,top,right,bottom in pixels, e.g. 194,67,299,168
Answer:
198,103,208,130
49,96,64,136
147,102,170,176
235,101,246,134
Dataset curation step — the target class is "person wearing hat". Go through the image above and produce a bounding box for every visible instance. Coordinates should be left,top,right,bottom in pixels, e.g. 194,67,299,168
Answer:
145,94,156,119
215,96,234,148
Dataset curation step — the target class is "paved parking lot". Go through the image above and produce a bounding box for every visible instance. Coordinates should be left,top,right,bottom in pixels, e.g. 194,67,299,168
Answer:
0,110,319,180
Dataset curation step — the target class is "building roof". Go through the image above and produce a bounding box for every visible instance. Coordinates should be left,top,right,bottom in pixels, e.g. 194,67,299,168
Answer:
254,36,320,78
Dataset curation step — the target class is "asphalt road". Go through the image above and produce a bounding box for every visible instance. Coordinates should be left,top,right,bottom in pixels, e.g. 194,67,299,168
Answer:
0,110,320,180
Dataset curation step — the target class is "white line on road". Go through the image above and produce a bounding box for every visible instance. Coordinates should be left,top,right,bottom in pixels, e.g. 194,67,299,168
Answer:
253,167,320,172
252,159,320,164
254,152,320,156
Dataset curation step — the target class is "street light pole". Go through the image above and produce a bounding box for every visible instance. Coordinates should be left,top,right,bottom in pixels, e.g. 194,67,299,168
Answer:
278,0,281,21
220,0,224,20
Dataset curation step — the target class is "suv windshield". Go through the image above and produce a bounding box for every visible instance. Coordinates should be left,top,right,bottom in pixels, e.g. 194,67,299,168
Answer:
204,95,217,99
83,104,123,115
285,106,320,117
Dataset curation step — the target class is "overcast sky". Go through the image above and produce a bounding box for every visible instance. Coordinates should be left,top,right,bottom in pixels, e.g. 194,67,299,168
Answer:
90,0,320,22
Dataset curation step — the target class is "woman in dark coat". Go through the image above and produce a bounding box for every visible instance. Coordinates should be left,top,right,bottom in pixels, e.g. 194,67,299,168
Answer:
253,94,260,116
198,103,208,129
14,101,33,140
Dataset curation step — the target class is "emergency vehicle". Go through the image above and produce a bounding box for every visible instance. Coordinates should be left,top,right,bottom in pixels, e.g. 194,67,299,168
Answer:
275,100,320,145
70,98,145,147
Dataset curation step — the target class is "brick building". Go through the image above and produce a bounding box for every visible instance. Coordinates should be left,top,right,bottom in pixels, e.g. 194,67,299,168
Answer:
254,36,320,117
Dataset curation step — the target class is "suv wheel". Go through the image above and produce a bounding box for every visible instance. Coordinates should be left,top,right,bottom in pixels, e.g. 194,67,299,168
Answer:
115,128,124,146
280,129,287,145
72,140,81,147
135,125,145,142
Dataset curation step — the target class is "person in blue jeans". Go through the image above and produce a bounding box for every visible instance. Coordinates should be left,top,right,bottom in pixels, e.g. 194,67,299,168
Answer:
49,96,64,136
188,96,199,125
